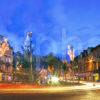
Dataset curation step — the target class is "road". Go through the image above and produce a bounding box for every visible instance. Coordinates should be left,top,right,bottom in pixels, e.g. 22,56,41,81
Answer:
0,82,100,100
0,89,100,100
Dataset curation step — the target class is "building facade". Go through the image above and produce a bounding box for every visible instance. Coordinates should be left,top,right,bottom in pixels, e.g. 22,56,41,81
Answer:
74,45,100,81
0,35,13,82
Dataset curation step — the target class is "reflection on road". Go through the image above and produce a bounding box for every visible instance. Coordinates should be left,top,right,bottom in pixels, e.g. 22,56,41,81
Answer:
0,90,100,100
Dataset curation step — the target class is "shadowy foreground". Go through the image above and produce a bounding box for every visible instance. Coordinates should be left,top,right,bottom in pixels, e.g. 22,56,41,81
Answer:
0,90,100,100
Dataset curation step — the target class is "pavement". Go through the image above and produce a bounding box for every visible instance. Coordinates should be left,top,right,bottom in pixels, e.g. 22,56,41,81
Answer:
73,81,100,90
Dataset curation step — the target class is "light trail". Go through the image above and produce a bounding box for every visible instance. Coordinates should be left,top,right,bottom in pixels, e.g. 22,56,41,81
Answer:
0,82,100,94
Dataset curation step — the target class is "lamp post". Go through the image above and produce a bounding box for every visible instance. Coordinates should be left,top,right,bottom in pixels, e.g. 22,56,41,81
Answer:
28,32,33,83
24,32,33,83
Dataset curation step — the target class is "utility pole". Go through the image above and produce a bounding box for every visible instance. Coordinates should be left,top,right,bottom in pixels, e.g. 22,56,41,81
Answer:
24,32,33,83
28,32,33,83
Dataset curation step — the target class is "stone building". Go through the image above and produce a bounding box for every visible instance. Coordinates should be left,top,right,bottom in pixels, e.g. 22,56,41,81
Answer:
0,35,13,81
74,45,100,81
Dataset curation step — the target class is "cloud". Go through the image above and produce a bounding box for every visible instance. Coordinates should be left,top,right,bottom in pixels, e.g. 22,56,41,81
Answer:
0,0,100,57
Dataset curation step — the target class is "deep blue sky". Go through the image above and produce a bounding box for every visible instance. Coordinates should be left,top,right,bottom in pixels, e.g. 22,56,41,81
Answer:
0,0,100,58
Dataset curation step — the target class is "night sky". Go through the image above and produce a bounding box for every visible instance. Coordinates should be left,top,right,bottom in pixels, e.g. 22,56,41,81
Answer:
0,0,100,58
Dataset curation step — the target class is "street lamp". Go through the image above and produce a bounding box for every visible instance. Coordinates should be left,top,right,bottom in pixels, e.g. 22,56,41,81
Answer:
27,32,33,83
51,76,59,84
89,59,93,63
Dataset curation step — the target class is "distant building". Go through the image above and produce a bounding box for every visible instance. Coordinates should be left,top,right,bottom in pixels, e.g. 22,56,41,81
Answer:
74,45,100,81
68,45,75,61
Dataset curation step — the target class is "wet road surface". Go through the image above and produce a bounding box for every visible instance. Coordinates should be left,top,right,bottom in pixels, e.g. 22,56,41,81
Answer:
0,90,100,100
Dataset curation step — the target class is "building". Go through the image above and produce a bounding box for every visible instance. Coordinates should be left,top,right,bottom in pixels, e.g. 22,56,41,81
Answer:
74,45,100,82
0,35,13,81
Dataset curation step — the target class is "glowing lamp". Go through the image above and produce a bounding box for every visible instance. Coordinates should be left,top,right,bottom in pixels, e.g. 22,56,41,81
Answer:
51,76,59,83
